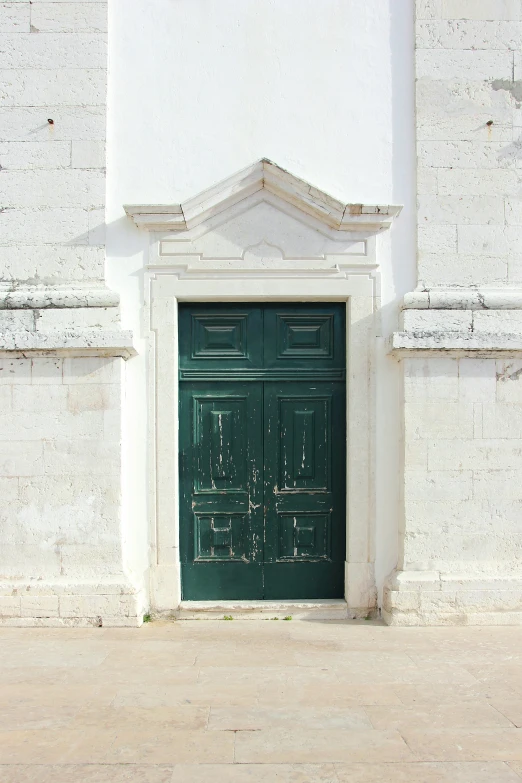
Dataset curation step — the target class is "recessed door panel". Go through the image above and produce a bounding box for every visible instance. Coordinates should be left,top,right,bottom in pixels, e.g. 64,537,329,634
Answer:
192,315,248,360
178,303,346,600
194,397,247,493
194,513,249,561
179,304,263,372
277,314,334,359
264,304,345,370
278,397,331,492
278,512,331,560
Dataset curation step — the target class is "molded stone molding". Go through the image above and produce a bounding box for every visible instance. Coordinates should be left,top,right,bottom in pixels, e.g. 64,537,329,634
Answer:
0,329,136,359
148,272,377,617
392,290,522,356
0,284,119,310
124,159,402,233
0,284,133,357
149,190,379,284
390,330,522,357
403,290,522,310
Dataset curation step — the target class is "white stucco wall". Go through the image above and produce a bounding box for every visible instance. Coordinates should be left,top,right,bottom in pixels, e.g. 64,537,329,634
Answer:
106,0,417,602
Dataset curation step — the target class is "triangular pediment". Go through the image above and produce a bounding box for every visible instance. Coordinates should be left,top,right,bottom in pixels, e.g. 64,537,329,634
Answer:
124,159,401,234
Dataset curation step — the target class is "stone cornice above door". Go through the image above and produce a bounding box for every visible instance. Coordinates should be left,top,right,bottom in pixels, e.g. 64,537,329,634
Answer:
124,159,402,234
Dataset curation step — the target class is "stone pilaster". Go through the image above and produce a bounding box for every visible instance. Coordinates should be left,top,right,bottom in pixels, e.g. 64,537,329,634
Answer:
386,0,522,624
0,0,142,626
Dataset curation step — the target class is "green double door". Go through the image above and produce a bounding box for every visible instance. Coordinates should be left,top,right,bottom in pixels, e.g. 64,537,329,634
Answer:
179,303,346,600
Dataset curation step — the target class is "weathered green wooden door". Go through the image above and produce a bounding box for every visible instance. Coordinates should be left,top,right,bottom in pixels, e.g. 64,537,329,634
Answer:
179,303,346,600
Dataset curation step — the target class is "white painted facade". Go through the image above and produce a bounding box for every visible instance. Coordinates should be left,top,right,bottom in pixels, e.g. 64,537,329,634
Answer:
1,0,522,625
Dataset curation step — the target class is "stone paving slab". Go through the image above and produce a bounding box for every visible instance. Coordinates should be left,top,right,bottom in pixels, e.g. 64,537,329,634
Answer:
0,620,521,781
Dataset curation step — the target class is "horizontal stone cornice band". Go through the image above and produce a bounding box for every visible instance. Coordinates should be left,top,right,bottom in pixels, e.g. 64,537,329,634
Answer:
0,329,136,359
390,330,522,357
394,292,522,356
404,290,522,310
0,285,119,310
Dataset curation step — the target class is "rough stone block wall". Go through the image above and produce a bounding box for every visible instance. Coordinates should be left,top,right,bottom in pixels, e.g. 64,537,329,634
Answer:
416,0,522,287
0,1,142,625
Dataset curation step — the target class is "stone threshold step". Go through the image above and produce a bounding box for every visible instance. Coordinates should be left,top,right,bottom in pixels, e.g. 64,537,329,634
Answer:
177,600,349,620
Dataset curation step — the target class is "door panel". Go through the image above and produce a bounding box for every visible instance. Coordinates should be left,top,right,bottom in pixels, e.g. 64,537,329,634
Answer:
178,303,346,601
278,397,330,492
179,382,264,599
264,304,345,370
278,512,331,559
194,513,249,561
194,397,248,493
263,381,345,599
179,304,263,373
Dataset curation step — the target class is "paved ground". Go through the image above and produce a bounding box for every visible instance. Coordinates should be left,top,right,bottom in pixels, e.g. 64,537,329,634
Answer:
1,619,522,781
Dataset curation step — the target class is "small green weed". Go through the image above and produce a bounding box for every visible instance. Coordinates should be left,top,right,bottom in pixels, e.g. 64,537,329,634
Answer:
223,615,233,620
142,613,152,623
283,615,292,621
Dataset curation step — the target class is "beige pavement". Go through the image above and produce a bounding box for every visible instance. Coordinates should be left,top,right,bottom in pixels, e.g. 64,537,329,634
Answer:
0,620,522,781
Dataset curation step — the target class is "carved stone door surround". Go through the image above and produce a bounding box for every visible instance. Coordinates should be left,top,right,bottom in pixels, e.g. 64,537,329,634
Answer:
125,159,401,614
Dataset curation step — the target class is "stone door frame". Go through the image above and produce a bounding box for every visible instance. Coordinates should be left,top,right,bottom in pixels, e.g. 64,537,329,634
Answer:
147,267,377,614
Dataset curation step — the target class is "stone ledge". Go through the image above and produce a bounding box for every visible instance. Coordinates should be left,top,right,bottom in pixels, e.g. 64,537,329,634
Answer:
389,330,522,356
0,284,119,309
403,290,522,310
0,329,136,358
